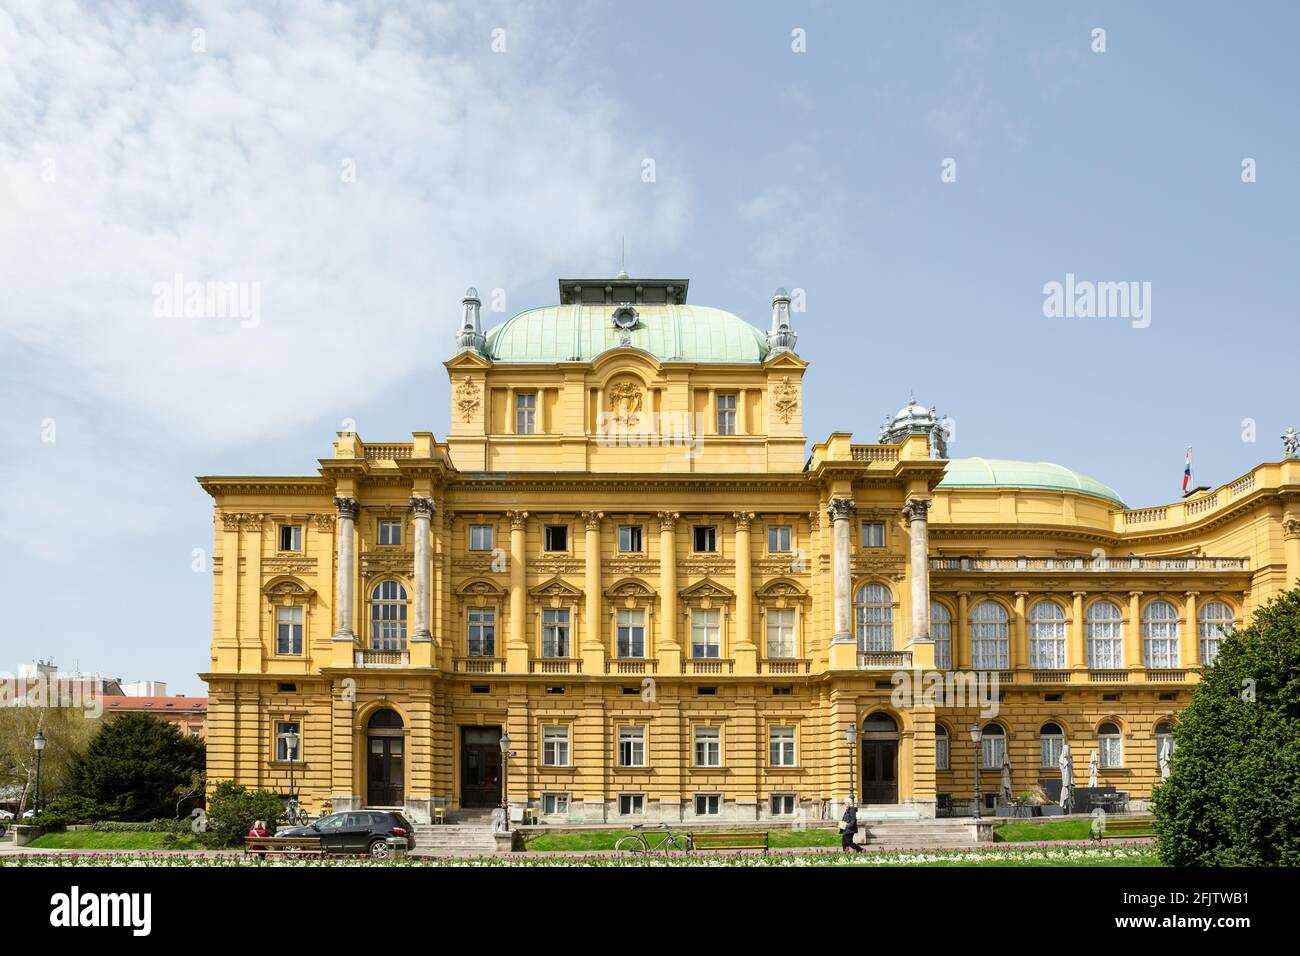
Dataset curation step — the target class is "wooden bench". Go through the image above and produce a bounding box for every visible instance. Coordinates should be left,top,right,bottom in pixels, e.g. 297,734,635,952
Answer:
244,836,325,857
686,830,770,854
1092,816,1156,841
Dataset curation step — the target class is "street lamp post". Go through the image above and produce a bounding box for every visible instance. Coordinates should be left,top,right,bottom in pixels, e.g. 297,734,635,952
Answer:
969,722,982,820
498,733,511,822
845,724,858,805
32,731,46,818
285,728,300,819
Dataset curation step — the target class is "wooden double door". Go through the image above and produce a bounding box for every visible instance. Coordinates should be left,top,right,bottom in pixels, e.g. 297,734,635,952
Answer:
861,739,899,804
366,735,404,807
460,726,503,808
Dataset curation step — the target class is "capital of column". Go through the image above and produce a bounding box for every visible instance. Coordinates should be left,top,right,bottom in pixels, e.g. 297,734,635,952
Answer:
732,511,755,530
902,498,931,524
1284,516,1300,540
827,497,856,523
409,496,435,519
582,510,604,531
334,496,359,521
657,510,679,531
507,510,529,530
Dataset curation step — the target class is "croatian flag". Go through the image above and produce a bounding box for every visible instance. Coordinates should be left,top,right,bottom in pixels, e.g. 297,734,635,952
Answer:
1182,447,1193,493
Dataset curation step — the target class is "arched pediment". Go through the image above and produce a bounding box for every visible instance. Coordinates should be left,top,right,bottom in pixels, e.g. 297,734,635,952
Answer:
456,577,506,597
604,577,656,601
262,576,315,602
755,577,807,599
590,347,664,380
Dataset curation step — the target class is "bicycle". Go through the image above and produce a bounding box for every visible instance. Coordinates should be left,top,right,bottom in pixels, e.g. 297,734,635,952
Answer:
282,798,309,828
615,822,691,854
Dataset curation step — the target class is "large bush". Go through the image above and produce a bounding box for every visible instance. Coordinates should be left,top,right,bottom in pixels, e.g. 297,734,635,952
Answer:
1152,586,1300,865
34,793,112,828
64,714,205,821
203,780,285,847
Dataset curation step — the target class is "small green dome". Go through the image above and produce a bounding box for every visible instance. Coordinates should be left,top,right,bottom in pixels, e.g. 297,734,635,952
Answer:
484,303,770,364
938,457,1126,507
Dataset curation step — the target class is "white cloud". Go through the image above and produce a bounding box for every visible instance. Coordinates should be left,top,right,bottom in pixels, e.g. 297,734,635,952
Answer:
0,0,691,558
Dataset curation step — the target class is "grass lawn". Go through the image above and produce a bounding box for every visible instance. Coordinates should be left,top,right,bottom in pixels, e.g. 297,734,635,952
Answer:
28,830,201,851
524,827,841,852
993,820,1094,843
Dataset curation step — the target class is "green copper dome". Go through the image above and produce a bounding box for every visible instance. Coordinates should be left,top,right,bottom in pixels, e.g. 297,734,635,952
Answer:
939,457,1126,507
484,303,770,364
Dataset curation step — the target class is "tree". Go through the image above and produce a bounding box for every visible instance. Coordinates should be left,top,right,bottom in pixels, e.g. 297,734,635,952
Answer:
64,714,206,821
0,704,98,816
204,780,284,847
1152,586,1300,865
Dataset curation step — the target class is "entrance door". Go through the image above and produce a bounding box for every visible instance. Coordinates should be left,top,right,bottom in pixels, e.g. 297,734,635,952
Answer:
861,740,898,804
367,736,404,806
461,726,502,808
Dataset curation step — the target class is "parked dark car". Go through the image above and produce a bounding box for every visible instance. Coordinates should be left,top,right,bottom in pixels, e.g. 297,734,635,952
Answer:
277,810,414,857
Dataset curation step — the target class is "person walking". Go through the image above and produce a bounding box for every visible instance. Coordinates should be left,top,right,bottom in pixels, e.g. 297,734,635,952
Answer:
839,798,862,852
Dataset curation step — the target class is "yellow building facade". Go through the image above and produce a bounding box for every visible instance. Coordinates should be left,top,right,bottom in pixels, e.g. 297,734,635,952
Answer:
200,276,1300,824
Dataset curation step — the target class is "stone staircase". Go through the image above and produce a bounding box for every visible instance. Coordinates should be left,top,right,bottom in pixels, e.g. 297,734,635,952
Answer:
858,819,978,848
412,809,499,856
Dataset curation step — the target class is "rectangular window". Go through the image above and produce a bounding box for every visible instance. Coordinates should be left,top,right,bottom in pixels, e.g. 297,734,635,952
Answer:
693,525,717,553
691,608,721,659
616,608,645,658
766,608,796,658
693,726,721,767
516,391,537,434
618,793,644,816
694,794,721,816
769,726,796,767
861,522,885,548
274,721,300,762
542,725,569,767
716,393,737,435
542,792,569,815
618,726,645,767
618,525,643,553
276,606,303,655
542,608,570,658
467,607,496,657
768,525,792,553
770,794,797,816
278,524,302,552
543,525,568,552
377,519,402,546
468,524,494,551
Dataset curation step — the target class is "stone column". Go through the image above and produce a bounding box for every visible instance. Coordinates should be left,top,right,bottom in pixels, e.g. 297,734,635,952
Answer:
332,497,358,641
582,511,604,673
902,499,932,645
1071,591,1087,671
507,511,529,672
1285,516,1300,585
828,498,855,644
956,591,970,670
658,512,681,675
1126,591,1143,670
1182,591,1198,670
410,497,434,641
734,512,756,673
1012,591,1028,672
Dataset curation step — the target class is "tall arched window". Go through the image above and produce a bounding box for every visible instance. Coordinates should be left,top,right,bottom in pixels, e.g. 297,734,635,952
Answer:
1098,721,1123,768
1029,600,1067,669
980,722,1005,770
1198,601,1233,666
970,601,1009,670
930,601,952,670
1086,600,1123,668
855,584,893,653
1142,600,1180,669
370,580,408,650
1039,722,1064,768
935,723,950,771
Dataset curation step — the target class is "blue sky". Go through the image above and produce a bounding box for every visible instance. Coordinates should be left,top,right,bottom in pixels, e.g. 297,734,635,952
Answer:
1,0,1296,694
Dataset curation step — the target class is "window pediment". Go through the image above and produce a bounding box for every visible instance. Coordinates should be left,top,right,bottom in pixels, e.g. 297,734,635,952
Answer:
529,576,584,602
456,577,505,597
679,578,734,607
604,578,655,604
262,577,315,604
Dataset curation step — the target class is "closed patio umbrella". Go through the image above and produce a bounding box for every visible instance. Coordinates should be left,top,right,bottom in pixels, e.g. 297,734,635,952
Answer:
1058,742,1074,811
1088,749,1099,788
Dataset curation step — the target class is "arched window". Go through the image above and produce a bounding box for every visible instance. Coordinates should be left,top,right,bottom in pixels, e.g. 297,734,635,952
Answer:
1029,601,1067,669
935,723,950,771
980,722,1005,770
368,708,404,730
370,580,408,650
1098,721,1123,768
861,712,898,733
970,601,1009,670
855,584,893,653
1142,600,1180,669
1198,601,1233,666
1039,721,1065,768
930,601,952,670
1086,600,1123,668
